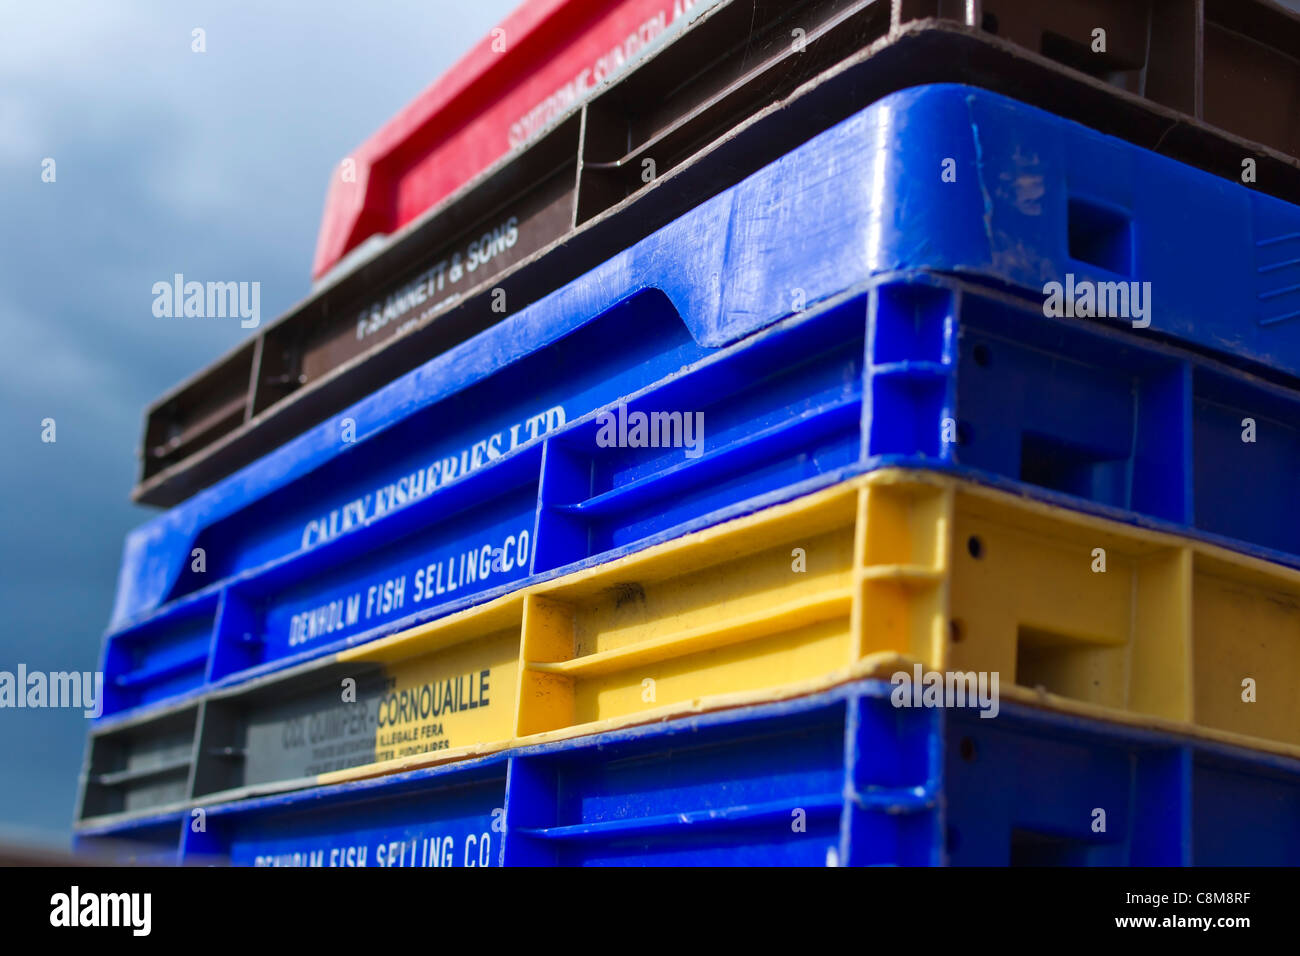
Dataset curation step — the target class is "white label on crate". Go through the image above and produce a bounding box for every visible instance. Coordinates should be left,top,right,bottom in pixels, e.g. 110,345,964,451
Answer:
285,525,533,650
354,214,520,345
251,831,492,867
300,404,565,552
506,0,716,149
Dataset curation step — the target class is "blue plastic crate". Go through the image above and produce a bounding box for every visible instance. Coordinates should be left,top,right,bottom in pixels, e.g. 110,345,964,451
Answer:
76,679,1300,866
95,267,1300,724
102,82,1300,717
74,815,185,867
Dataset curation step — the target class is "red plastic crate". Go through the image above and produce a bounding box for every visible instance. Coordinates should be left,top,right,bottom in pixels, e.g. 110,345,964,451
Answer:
313,0,711,281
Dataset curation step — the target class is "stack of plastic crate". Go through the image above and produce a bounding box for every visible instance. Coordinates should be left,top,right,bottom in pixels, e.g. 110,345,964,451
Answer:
78,0,1300,866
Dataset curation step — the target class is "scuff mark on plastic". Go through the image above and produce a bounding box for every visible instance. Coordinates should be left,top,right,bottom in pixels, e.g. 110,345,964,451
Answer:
964,94,996,257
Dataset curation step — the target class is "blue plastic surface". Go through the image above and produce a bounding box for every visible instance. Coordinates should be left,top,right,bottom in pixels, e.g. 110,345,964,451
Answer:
97,268,1300,722
75,680,1300,866
103,82,1300,718
75,816,186,867
112,82,1300,631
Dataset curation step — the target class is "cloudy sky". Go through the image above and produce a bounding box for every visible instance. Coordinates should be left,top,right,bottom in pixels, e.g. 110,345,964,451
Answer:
4,0,1300,852
0,0,518,847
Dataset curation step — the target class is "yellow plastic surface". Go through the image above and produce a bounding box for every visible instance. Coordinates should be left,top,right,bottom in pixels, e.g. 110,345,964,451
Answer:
287,467,1300,789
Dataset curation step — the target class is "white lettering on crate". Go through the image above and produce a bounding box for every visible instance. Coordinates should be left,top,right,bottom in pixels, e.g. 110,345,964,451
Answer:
506,0,710,148
288,594,361,646
252,833,492,866
300,405,565,551
354,215,519,344
285,526,532,648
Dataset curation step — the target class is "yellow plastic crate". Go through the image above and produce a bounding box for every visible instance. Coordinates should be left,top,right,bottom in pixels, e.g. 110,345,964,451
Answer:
190,468,1300,800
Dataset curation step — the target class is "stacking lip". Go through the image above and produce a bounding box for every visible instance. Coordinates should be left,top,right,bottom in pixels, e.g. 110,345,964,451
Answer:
80,460,1300,827
115,81,1300,642
75,674,1300,866
99,261,1300,727
310,0,728,283
135,0,1300,508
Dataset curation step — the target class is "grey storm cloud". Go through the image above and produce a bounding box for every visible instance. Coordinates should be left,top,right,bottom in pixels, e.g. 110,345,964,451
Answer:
0,0,519,848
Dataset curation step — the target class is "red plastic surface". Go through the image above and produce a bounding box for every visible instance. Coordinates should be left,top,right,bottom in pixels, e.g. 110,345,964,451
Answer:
313,0,707,280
